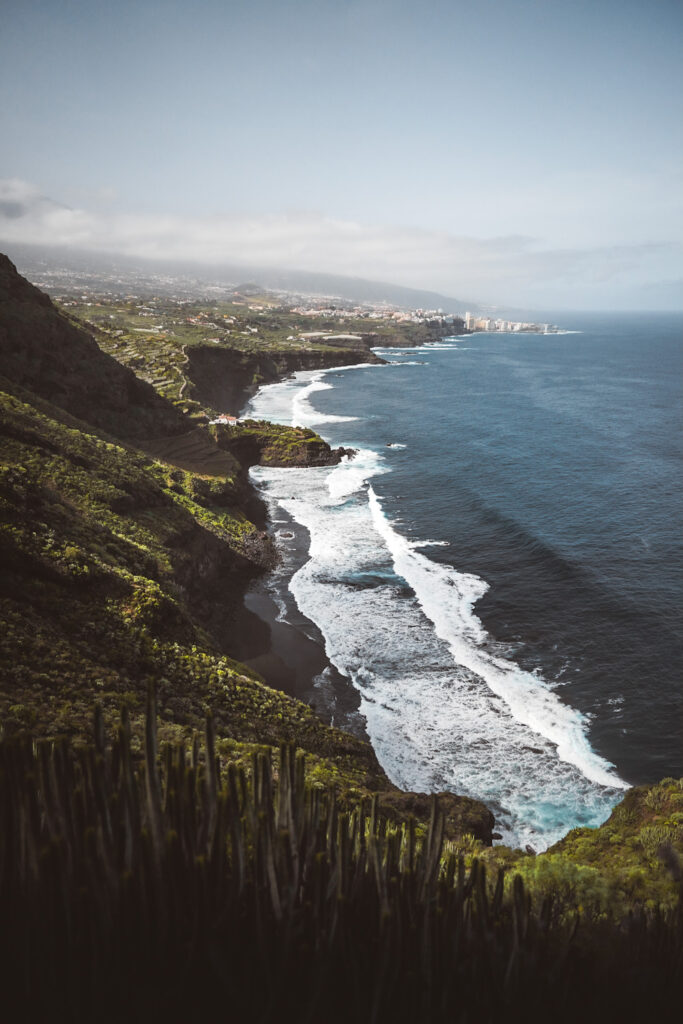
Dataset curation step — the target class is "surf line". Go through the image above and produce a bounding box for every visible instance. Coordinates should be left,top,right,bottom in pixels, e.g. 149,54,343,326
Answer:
367,486,628,792
251,356,628,796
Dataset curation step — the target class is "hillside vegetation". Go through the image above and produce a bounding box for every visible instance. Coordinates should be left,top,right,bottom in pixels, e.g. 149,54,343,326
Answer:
0,702,680,1023
63,292,388,416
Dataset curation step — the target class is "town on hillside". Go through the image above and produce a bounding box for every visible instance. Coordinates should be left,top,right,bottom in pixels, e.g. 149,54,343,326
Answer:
18,253,565,366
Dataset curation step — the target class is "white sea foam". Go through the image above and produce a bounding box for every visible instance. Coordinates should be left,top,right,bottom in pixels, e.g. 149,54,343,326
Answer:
245,373,312,425
245,366,375,426
248,362,627,848
373,346,426,355
292,379,358,426
326,449,388,502
368,489,627,792
424,344,465,350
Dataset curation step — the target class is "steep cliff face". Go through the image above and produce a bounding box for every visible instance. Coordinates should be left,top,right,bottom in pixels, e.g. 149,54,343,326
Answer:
185,344,384,415
0,254,188,440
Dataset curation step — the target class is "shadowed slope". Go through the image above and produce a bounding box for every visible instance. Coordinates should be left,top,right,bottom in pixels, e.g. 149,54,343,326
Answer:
0,253,189,440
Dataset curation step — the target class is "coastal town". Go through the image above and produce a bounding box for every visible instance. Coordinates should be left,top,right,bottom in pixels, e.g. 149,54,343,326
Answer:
19,251,561,341
286,299,559,335
464,311,559,334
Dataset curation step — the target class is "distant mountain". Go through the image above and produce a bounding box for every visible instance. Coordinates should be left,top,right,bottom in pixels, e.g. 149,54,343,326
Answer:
1,241,480,312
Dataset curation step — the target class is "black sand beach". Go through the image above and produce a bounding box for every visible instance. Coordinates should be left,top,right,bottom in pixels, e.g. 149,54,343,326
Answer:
231,506,369,741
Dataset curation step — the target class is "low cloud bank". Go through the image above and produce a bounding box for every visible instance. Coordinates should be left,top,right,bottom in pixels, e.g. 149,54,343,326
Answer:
1,179,680,309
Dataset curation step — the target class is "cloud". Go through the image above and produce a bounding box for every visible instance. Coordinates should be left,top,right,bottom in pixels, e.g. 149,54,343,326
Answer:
0,178,680,308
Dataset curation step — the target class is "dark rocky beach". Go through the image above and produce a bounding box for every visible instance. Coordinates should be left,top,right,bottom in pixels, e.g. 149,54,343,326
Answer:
231,502,369,741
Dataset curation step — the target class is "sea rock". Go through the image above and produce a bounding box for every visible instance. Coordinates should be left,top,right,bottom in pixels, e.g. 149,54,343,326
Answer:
376,790,495,846
212,419,354,469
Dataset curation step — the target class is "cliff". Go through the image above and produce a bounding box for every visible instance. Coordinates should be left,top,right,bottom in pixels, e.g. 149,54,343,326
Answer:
0,256,680,1021
3,253,682,892
181,322,457,417
184,343,384,416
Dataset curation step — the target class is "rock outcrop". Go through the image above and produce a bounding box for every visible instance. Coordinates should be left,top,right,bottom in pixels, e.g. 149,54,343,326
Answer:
212,419,354,469
377,790,496,846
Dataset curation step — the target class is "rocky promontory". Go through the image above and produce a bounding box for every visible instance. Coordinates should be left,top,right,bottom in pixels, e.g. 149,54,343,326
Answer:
211,418,355,469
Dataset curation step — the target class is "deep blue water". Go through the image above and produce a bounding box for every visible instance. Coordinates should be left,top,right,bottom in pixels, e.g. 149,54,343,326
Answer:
248,313,682,846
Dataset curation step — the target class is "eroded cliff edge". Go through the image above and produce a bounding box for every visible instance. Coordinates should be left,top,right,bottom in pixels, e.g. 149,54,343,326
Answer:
185,343,384,416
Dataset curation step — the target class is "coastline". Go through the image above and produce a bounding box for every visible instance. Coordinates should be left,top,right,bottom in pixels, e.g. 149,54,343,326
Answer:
230,464,371,743
3,253,682,962
224,337,453,748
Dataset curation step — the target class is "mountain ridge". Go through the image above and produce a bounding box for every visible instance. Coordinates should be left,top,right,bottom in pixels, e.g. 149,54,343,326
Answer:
1,240,481,311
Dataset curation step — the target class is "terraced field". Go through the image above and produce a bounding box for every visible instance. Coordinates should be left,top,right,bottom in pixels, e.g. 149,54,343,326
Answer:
58,296,447,417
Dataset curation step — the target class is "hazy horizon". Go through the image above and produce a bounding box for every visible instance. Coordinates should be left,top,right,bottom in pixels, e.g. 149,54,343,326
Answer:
1,0,682,311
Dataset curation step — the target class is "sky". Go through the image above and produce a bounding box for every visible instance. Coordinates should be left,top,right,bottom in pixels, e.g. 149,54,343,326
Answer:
1,0,682,309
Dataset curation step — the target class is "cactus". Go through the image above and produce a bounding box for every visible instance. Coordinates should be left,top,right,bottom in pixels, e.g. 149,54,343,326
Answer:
0,693,680,1022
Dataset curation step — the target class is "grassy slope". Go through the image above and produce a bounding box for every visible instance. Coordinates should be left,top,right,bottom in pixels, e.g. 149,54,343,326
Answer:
540,777,683,911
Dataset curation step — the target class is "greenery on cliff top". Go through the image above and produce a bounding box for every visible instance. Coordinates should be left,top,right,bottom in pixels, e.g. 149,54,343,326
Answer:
59,296,369,415
211,418,348,467
60,294,440,415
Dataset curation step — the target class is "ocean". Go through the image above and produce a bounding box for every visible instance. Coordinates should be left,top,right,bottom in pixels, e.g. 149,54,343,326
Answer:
245,313,683,849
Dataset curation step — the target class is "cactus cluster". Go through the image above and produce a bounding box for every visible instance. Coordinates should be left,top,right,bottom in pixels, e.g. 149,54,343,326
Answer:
0,689,680,1023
